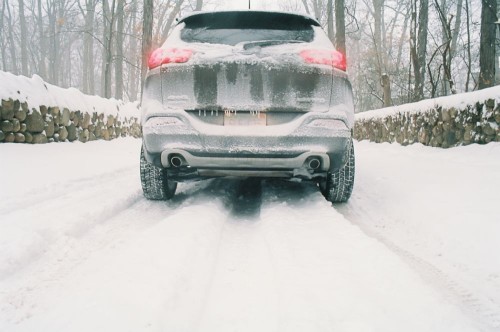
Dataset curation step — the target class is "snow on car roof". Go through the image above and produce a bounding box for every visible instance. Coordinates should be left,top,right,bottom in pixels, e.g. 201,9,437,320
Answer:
177,10,321,27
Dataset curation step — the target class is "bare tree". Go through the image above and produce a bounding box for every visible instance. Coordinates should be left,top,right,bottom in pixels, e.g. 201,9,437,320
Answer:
335,0,346,54
101,0,117,98
141,0,154,97
381,73,391,106
78,0,97,94
0,0,6,71
434,0,456,94
479,0,497,89
450,0,463,59
159,0,185,45
18,0,28,75
464,0,472,91
128,0,140,100
195,0,203,11
300,0,327,24
5,0,19,74
36,0,47,78
115,0,125,99
327,0,334,42
410,0,429,101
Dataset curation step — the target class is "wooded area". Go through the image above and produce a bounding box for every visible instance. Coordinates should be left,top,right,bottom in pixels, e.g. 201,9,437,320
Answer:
0,0,495,112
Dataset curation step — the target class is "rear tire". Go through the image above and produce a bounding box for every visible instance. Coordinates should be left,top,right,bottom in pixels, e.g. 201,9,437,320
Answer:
320,140,355,203
140,147,177,200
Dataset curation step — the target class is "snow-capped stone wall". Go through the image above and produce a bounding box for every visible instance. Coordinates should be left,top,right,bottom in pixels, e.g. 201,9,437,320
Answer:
354,87,500,147
0,71,141,144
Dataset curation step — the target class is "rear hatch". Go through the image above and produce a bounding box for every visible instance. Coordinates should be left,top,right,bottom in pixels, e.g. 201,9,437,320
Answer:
153,11,351,125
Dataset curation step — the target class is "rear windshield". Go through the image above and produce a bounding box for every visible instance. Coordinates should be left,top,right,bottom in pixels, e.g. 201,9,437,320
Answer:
180,12,316,46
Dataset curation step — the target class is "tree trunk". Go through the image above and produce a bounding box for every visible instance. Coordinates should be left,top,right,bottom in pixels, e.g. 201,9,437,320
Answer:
154,0,173,44
396,5,410,70
381,74,391,107
465,0,472,91
373,0,383,64
115,0,124,99
372,0,385,77
410,0,428,101
160,0,185,45
450,0,463,58
37,0,47,78
5,0,18,74
327,0,334,42
479,0,497,89
416,0,428,99
102,0,116,98
18,0,28,76
81,0,96,94
0,0,6,71
141,0,154,97
301,0,311,15
312,0,321,20
47,1,59,84
434,0,456,95
335,0,346,54
129,0,139,101
195,0,203,11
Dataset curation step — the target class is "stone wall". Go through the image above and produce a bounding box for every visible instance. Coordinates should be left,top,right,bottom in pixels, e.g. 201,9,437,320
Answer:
0,98,141,144
354,91,500,148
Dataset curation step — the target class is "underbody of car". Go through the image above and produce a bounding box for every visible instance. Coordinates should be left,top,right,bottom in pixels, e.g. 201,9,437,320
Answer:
140,10,356,202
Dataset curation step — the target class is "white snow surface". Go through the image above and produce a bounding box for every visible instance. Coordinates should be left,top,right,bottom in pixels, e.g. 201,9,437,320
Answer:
0,138,499,331
0,70,139,119
356,86,500,120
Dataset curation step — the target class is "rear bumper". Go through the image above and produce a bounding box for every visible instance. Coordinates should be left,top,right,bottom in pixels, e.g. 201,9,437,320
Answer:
161,149,331,170
142,104,352,180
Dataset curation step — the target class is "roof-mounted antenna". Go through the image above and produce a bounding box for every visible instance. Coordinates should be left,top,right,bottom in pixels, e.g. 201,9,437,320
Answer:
248,0,251,9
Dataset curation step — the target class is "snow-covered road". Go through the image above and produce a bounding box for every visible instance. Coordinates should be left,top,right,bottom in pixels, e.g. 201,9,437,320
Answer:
1,138,499,331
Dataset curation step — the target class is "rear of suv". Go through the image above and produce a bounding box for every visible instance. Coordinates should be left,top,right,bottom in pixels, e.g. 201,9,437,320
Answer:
140,11,355,202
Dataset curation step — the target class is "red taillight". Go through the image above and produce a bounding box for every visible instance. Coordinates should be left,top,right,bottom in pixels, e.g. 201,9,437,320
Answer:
148,48,192,69
300,49,347,71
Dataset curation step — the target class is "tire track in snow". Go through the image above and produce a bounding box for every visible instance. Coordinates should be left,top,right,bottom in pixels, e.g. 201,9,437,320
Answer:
191,179,340,331
0,179,228,327
181,179,257,331
0,173,141,280
339,203,500,331
0,191,148,324
0,166,136,215
1,178,218,282
190,178,285,331
0,172,216,298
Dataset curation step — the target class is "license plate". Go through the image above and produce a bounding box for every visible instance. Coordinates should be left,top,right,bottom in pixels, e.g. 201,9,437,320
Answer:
224,111,266,126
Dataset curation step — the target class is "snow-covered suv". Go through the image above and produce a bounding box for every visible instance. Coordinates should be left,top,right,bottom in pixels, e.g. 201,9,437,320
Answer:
140,10,355,202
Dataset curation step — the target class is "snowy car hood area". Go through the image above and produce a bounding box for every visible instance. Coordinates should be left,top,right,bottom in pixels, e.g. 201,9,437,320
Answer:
1,138,499,331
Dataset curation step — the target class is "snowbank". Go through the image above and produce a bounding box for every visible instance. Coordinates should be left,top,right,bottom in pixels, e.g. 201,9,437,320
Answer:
0,71,138,118
354,87,500,147
0,71,141,143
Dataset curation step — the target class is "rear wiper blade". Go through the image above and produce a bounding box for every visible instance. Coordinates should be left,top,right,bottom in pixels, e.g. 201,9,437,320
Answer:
241,40,305,50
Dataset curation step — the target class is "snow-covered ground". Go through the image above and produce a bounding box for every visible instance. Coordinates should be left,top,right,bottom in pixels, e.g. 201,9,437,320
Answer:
0,138,499,331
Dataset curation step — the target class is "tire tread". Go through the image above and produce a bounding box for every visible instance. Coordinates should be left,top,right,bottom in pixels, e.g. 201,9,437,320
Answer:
322,140,355,203
140,147,176,200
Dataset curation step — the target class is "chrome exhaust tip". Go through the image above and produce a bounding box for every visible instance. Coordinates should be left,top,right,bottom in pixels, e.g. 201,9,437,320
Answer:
308,158,321,170
170,155,185,168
